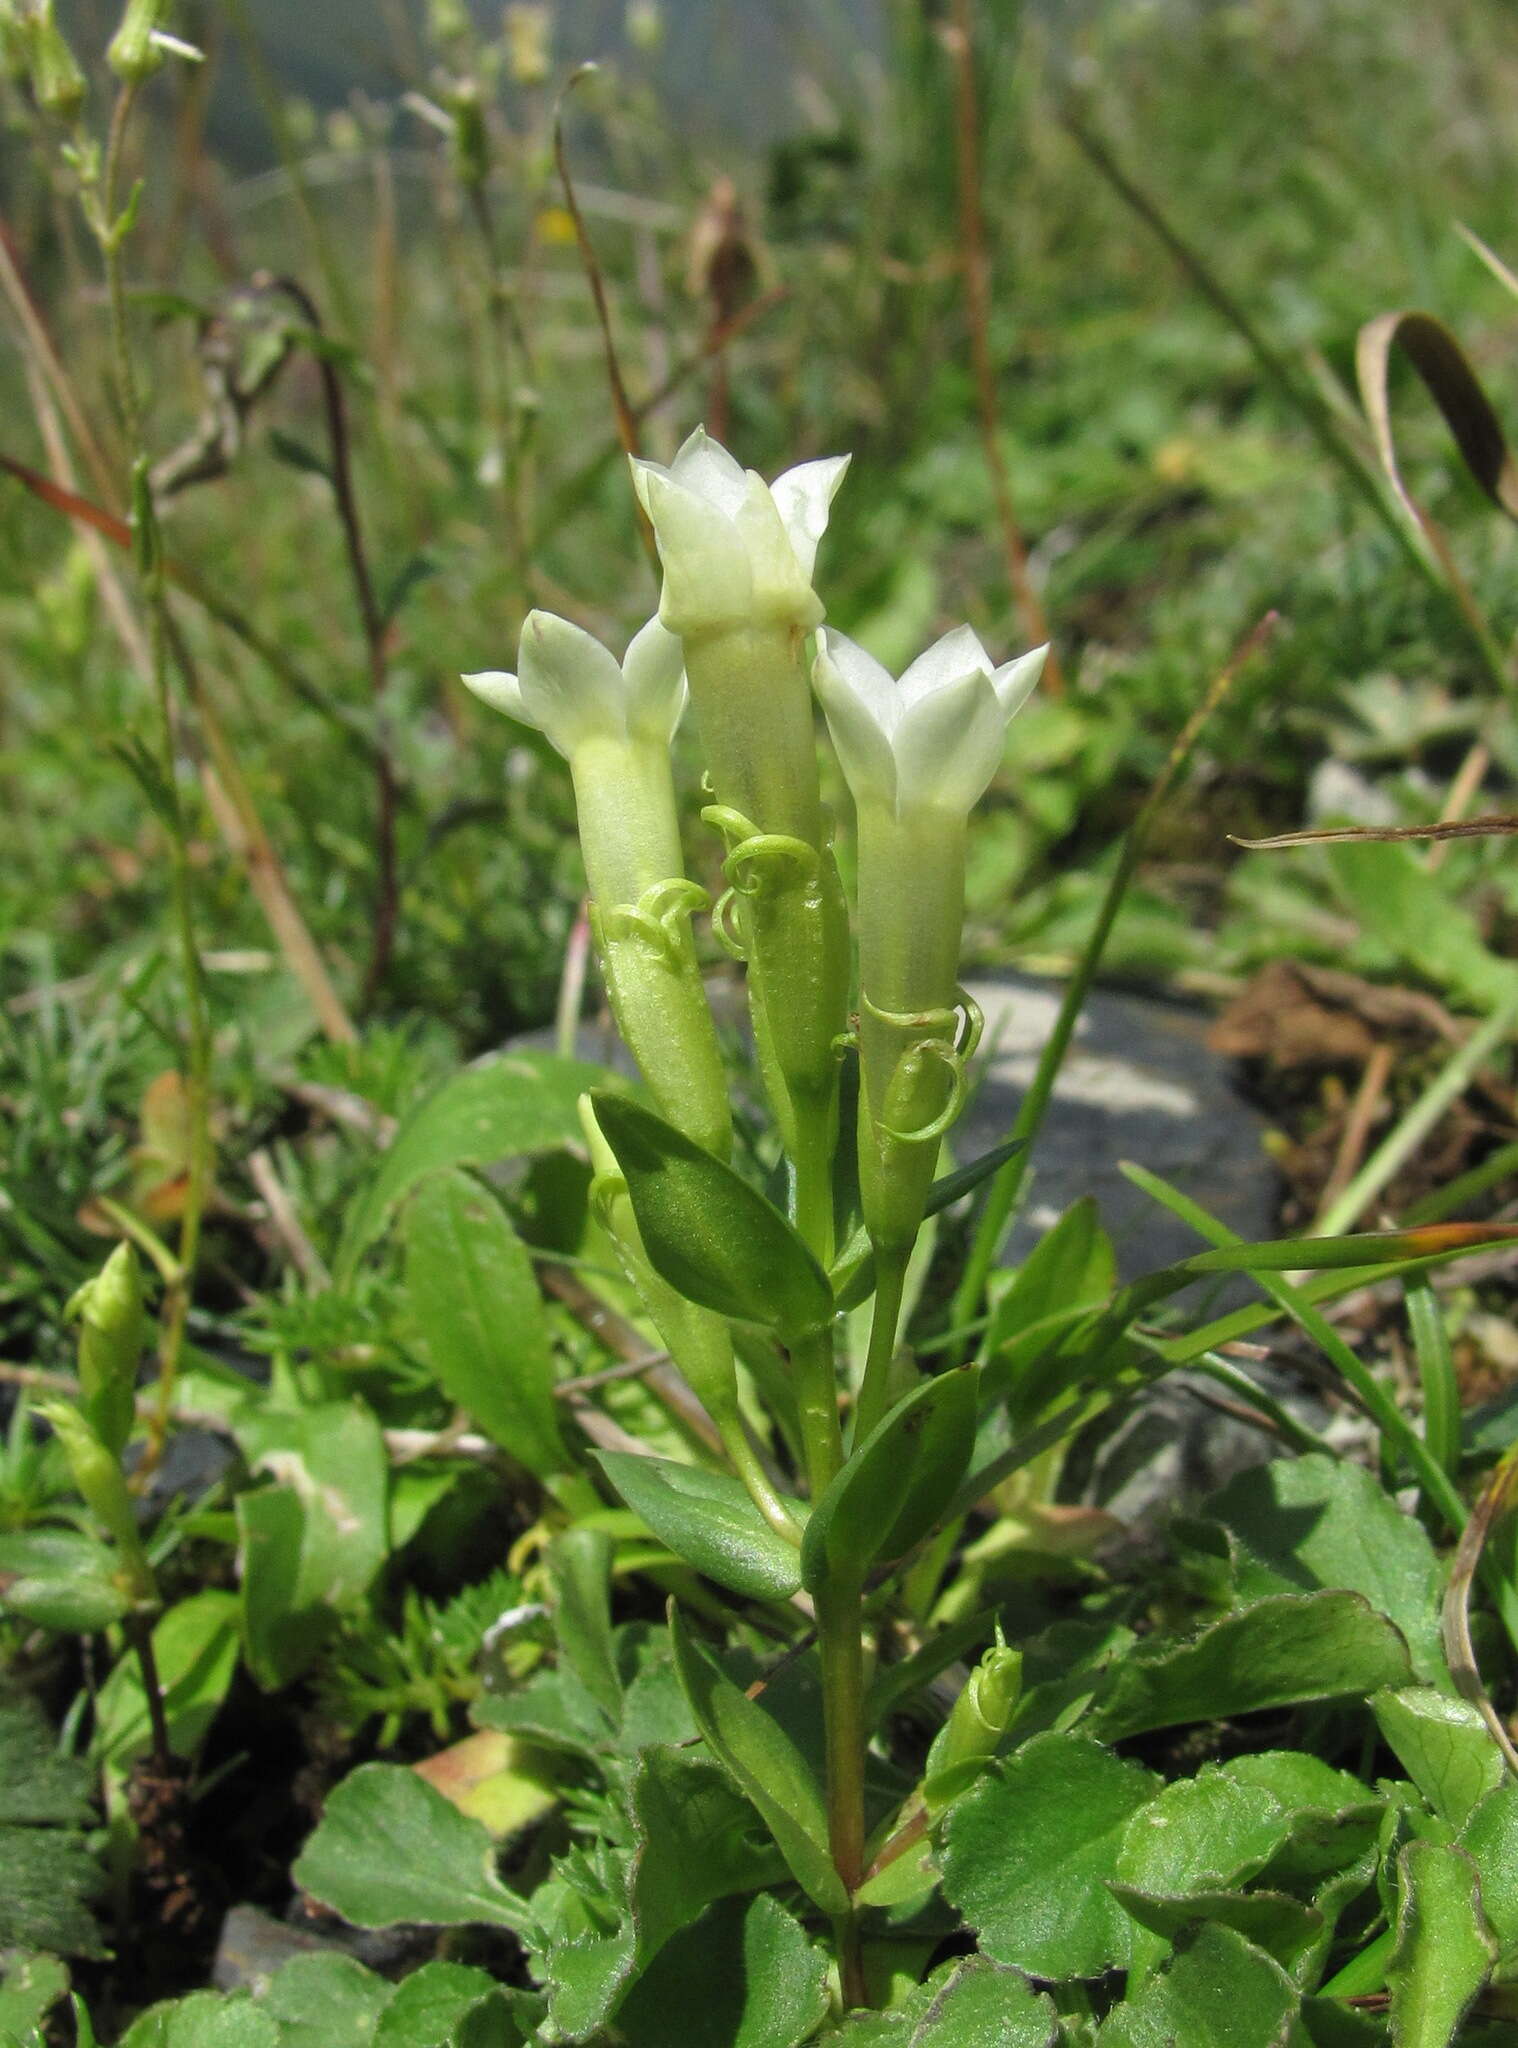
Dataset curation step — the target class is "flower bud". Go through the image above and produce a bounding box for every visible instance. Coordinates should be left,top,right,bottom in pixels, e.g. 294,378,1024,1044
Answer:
625,0,661,50
924,1637,1022,1813
38,1401,157,1604
503,2,551,85
66,1241,144,1458
22,0,85,120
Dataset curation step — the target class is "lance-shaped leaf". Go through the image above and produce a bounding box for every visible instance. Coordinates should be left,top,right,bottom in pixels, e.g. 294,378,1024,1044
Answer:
590,1092,832,1341
596,1453,803,1601
668,1603,845,1915
801,1368,977,1596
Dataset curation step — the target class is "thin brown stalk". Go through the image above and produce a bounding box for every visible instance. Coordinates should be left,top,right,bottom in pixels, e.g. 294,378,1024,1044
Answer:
1315,1042,1395,1227
1442,1443,1518,1774
1426,739,1492,874
0,219,119,506
943,0,1063,691
247,1148,331,1288
261,274,399,1006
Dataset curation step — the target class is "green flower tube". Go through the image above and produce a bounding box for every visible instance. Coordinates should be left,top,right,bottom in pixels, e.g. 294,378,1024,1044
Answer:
465,612,731,1161
630,430,853,1248
38,1401,157,1607
66,1240,144,1459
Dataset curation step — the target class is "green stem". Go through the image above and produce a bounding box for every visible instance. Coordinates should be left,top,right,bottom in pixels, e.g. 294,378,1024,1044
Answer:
790,1086,837,1269
99,82,214,1477
816,1581,868,2010
852,1251,907,1450
790,1329,844,1504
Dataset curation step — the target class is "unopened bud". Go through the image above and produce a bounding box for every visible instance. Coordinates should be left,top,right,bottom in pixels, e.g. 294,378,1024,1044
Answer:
924,1636,1022,1813
66,1242,144,1458
23,0,86,121
38,1401,156,1604
625,0,661,52
446,76,489,187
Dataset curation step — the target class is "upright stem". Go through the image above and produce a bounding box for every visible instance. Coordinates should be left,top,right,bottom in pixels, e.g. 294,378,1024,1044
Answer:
790,1328,843,1505
99,84,214,1477
817,1581,868,2010
852,1250,908,1450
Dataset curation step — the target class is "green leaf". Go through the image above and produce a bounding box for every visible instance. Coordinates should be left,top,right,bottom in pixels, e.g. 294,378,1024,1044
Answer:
0,1693,105,1960
1109,1886,1323,1981
1386,1840,1495,2048
1203,1456,1447,1687
402,1170,567,1480
337,1052,612,1282
615,1893,831,2048
1095,1923,1305,2046
1327,842,1518,1015
590,1093,833,1341
235,1401,389,1690
546,1527,620,1723
94,1590,239,1775
983,1198,1116,1421
938,1731,1159,1979
828,1957,1058,2044
801,1369,977,1596
0,1954,70,2044
1372,1688,1505,1828
291,1763,531,1933
0,1528,129,1633
596,1453,803,1600
668,1605,846,1915
1220,1753,1385,1892
373,1961,527,2047
1088,1593,1414,1744
1113,1765,1307,1977
261,1953,393,2048
117,1992,281,2048
1459,1781,1518,1962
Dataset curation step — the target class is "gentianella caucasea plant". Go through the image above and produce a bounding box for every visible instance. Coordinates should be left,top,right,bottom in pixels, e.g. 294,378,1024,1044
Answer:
466,428,1046,2007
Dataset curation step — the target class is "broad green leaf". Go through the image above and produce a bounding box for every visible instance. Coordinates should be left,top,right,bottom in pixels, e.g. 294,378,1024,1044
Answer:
1458,1781,1518,1960
94,1590,239,1775
1221,1753,1385,1892
546,1527,620,1723
938,1731,1159,1979
0,1954,70,2044
1095,1923,1305,2046
235,1400,388,1688
1114,1766,1304,1976
1386,1841,1495,2047
829,1957,1058,2044
291,1763,531,1933
1372,1688,1505,1828
1088,1593,1413,1744
117,1993,281,2048
534,1745,788,2039
402,1169,567,1480
615,1893,830,2048
596,1453,803,1600
802,1369,977,1596
261,1953,393,2048
0,1528,128,1633
0,1694,105,1960
591,1093,832,1341
669,1605,846,1915
373,1961,527,2047
1109,1886,1323,1981
1204,1456,1446,1687
338,1051,613,1281
1327,842,1518,1015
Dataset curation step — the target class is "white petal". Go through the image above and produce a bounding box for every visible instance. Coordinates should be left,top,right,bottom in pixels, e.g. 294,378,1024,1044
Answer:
633,465,753,635
668,425,751,518
518,610,629,755
813,629,899,811
770,453,851,582
734,470,820,629
462,669,531,723
620,615,688,746
991,643,1049,718
893,665,1007,816
897,624,993,707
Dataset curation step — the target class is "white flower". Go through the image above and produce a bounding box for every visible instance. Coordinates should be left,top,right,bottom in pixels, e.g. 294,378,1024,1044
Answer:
812,625,1048,822
630,427,850,638
463,611,686,759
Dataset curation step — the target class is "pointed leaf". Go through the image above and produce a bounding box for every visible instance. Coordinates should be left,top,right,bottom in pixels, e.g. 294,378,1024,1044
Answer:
402,1169,568,1480
1095,1923,1304,2047
1386,1841,1494,2048
596,1453,803,1600
591,1093,832,1340
545,1527,620,1723
668,1605,846,1915
802,1368,977,1596
1372,1688,1504,1828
